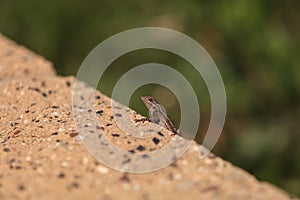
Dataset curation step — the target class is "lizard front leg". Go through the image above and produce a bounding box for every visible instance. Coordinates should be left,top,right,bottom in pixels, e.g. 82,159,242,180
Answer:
134,117,151,123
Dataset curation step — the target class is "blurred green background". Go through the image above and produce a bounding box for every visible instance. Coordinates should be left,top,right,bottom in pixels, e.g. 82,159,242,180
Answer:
1,0,299,196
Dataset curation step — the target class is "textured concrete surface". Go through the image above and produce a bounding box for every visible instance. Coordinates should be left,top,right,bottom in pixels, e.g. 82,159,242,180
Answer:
0,33,293,199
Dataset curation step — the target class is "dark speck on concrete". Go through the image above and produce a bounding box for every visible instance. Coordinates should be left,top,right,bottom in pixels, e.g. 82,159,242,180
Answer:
18,184,25,191
28,87,40,93
23,69,29,74
136,145,145,151
122,158,131,164
58,172,66,178
66,81,71,87
152,137,160,145
142,154,149,158
67,182,79,190
128,149,135,153
41,92,47,97
69,132,78,137
119,174,130,182
157,132,164,137
96,110,103,116
114,113,122,117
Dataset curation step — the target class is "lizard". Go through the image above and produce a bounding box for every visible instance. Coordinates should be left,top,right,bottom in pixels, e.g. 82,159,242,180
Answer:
135,96,181,136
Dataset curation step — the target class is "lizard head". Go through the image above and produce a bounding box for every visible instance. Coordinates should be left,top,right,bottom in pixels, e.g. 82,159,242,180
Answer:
141,96,159,109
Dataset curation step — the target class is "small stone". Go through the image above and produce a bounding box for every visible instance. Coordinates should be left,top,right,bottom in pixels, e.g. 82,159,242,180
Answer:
13,130,21,135
25,156,31,162
182,160,188,166
61,162,69,168
97,166,109,174
23,119,29,125
82,157,89,165
68,146,74,151
58,127,65,132
174,173,182,180
37,167,44,174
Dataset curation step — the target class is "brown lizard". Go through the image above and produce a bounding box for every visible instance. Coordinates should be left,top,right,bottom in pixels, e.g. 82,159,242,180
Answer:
136,96,181,136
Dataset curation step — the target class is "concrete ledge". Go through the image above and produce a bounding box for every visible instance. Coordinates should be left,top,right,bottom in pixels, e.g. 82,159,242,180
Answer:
0,34,292,199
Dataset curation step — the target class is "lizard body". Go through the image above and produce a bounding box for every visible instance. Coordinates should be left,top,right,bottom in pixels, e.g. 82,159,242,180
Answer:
138,96,180,136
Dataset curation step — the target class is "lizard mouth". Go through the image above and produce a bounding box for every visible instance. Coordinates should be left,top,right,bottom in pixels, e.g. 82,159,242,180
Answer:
140,96,146,101
141,96,149,100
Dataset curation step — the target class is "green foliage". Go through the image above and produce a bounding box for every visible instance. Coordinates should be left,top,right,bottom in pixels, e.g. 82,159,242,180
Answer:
1,0,299,196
